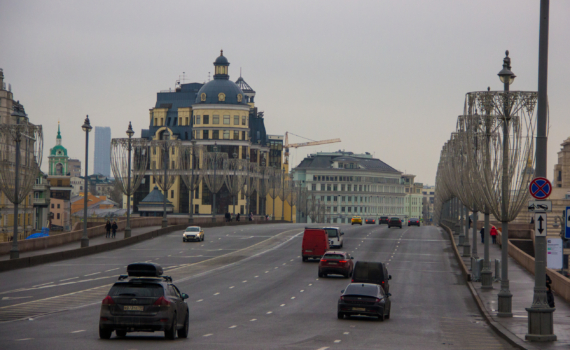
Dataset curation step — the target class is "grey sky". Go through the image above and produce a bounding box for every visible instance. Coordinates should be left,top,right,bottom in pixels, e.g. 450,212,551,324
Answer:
1,0,569,185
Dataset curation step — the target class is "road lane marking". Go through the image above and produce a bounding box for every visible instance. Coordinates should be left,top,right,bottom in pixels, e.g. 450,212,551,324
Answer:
291,297,295,299
71,330,85,333
84,272,101,277
104,268,119,272
254,276,259,278
2,296,32,301
290,259,294,261
250,318,257,322
242,280,247,283
214,292,220,295
334,340,341,343
274,267,279,269
265,271,269,273
196,299,203,302
344,332,349,334
316,348,329,350
203,333,213,337
266,311,273,314
308,284,312,286
229,325,237,328
280,304,285,307
32,282,53,288
229,286,235,289
300,290,304,293
15,338,32,341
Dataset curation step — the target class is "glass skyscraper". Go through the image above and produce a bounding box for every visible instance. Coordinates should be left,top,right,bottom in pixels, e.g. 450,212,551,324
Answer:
94,126,111,177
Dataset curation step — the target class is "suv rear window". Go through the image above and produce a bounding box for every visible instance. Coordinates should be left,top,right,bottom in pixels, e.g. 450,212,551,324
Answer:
323,254,345,259
389,218,400,221
345,284,378,296
325,229,338,238
354,262,385,281
109,283,164,297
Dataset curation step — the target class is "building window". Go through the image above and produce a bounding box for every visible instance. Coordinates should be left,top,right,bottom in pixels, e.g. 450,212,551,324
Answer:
348,207,352,213
51,204,54,208
213,130,219,139
333,185,337,191
223,130,230,139
242,131,246,140
203,130,209,139
327,184,331,191
327,196,331,201
333,196,337,201
234,116,239,125
171,190,174,198
57,204,60,209
242,116,246,125
311,184,316,191
57,213,60,219
223,115,230,125
196,116,201,124
341,207,345,212
195,204,199,214
213,115,219,124
233,131,239,140
240,205,244,214
203,115,209,124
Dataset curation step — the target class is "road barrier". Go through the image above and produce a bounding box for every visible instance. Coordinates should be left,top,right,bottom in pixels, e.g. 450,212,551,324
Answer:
0,219,287,272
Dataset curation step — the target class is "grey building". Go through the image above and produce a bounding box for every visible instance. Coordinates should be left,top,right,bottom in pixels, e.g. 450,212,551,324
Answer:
68,158,81,178
293,151,405,224
94,126,111,177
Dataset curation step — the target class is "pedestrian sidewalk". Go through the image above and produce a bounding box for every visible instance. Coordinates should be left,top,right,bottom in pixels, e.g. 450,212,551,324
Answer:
0,226,161,261
451,229,570,349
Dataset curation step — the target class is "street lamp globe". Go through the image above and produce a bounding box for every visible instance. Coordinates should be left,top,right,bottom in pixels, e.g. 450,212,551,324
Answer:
126,121,135,138
213,142,218,153
498,50,516,85
81,115,92,133
233,152,237,159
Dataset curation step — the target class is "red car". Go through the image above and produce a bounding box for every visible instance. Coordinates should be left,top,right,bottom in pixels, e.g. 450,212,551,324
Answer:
365,218,376,224
302,227,330,262
318,251,354,278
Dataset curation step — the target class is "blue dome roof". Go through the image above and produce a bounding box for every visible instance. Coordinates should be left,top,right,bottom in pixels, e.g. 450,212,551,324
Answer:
194,78,247,105
215,54,229,66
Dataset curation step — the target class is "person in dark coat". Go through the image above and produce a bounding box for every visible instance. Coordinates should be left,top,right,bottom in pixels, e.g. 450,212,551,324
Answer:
236,213,240,222
480,227,484,243
105,220,111,238
111,221,118,238
249,213,253,221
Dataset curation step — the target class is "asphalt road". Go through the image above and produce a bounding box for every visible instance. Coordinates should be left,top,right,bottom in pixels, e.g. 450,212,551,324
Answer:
0,223,515,349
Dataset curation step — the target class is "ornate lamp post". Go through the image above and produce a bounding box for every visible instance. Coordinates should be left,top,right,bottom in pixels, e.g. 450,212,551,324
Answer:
125,123,134,237
150,131,180,228
203,143,228,223
81,115,92,248
178,141,202,223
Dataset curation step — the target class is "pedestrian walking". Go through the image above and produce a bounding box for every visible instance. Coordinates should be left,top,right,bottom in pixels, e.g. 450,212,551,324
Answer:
480,227,484,243
236,213,240,222
111,221,118,238
249,213,253,221
490,225,498,244
469,217,472,229
105,220,111,238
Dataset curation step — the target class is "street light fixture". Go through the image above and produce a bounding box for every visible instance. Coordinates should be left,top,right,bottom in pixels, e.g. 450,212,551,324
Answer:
124,122,134,238
81,115,92,248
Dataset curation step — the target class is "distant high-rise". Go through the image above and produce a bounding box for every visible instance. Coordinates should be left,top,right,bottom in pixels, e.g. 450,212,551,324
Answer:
94,126,111,177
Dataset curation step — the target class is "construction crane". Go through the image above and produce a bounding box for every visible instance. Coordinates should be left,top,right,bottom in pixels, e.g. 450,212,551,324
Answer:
284,132,341,165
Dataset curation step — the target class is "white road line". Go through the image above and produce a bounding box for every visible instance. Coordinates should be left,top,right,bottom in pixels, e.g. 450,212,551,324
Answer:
197,299,203,302
343,332,349,335
59,277,78,282
291,297,296,299
250,318,257,322
274,267,279,269
300,290,304,293
280,304,285,307
242,280,247,283
266,311,273,314
15,338,33,341
229,325,237,328
84,272,101,276
316,347,329,350
308,283,313,286
229,286,235,289
265,271,269,273
254,276,259,278
203,333,213,337
32,282,53,287
290,259,294,261
71,330,85,333
334,340,341,343
104,268,119,272
214,292,220,295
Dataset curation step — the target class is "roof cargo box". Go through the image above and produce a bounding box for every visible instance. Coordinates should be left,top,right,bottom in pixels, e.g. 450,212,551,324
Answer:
127,262,163,277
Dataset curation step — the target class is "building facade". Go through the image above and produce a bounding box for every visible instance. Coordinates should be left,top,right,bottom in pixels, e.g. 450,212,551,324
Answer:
68,158,81,178
94,126,111,177
422,185,435,223
47,125,73,230
135,51,290,218
33,173,51,230
293,151,405,224
401,174,423,221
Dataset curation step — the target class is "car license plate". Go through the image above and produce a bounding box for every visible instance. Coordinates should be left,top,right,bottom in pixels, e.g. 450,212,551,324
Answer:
124,305,144,311
305,250,312,253
352,307,366,311
329,262,337,265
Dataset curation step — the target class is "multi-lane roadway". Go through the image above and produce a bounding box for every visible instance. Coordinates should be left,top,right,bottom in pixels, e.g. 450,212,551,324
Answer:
0,223,515,349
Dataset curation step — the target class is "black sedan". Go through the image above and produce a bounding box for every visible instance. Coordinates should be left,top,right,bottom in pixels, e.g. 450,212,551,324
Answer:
337,283,391,321
407,218,420,227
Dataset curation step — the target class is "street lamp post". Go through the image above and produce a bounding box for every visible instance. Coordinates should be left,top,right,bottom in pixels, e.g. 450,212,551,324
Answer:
161,130,170,228
81,115,92,248
281,168,285,221
526,0,556,341
212,143,218,223
232,152,238,216
272,165,276,220
246,154,250,214
189,140,197,223
497,51,515,317
124,122,134,238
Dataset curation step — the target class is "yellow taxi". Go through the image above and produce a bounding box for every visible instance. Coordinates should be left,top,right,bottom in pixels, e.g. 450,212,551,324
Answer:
351,216,363,225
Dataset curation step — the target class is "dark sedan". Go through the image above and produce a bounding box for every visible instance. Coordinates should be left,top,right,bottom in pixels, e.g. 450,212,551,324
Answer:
338,283,391,321
388,217,402,229
379,217,389,225
407,218,420,227
365,218,376,224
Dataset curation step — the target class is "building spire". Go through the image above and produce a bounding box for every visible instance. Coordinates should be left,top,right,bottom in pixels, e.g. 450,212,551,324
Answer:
56,120,62,145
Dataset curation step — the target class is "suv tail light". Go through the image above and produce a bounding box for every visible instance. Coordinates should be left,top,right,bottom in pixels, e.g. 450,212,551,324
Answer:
102,295,115,305
153,296,171,307
375,298,382,303
320,259,327,263
339,260,347,264
340,296,345,301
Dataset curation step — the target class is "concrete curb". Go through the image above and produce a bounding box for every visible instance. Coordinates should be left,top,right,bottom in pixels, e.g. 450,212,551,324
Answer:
440,223,470,281
0,220,287,273
440,224,539,350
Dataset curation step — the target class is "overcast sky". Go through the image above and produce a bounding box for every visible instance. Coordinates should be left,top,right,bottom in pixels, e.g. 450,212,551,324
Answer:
1,0,569,185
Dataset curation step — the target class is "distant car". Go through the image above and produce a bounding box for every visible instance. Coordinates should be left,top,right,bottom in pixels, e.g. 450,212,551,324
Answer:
351,261,392,293
337,283,391,321
324,227,344,248
379,217,389,225
365,218,376,224
407,218,420,227
351,216,363,225
302,227,330,261
388,217,402,229
99,263,189,340
319,251,354,278
183,226,204,242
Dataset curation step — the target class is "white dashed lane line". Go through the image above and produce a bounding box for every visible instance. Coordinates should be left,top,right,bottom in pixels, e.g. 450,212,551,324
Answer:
250,319,257,322
214,292,220,295
71,330,85,333
280,304,285,307
203,333,213,337
196,299,203,302
104,268,119,272
229,325,237,329
291,297,296,299
32,282,53,288
344,332,349,335
84,272,100,277
266,311,273,314
229,286,235,289
59,277,78,282
334,340,341,343
15,338,33,341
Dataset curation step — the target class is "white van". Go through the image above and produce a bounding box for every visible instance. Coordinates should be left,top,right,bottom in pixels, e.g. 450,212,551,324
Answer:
324,227,344,248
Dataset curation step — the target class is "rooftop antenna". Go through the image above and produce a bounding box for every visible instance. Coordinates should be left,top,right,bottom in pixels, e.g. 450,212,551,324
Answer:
208,72,210,82
183,71,186,83
240,67,242,78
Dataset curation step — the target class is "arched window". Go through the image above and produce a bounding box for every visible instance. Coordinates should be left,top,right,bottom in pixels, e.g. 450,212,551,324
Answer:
56,163,63,175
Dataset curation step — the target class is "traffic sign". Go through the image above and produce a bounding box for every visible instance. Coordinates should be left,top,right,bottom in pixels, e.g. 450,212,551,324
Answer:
565,207,570,239
528,200,552,212
535,213,547,237
529,177,552,200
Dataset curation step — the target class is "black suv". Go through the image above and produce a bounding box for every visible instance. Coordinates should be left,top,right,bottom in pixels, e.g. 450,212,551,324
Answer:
351,261,392,293
388,217,402,229
379,217,389,225
99,263,190,340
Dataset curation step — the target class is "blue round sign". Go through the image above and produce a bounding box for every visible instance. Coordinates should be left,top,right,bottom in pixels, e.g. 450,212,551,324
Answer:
529,177,552,200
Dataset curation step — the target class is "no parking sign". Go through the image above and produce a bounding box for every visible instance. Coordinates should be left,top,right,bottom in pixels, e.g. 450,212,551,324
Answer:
529,177,552,200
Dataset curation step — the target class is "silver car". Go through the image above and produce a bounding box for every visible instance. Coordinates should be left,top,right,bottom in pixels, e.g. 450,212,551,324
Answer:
183,226,204,242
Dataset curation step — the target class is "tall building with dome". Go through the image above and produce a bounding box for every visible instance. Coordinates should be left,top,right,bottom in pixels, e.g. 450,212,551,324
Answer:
47,122,73,230
48,122,69,176
136,51,290,218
